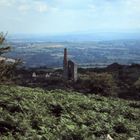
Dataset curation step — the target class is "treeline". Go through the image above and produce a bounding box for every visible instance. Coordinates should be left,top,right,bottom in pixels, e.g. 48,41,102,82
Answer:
76,64,140,100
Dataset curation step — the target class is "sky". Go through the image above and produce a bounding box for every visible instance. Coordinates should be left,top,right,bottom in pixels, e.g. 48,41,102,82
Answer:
0,0,140,35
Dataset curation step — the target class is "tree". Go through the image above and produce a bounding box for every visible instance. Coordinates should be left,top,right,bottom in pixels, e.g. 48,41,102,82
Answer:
77,72,118,97
0,32,11,55
0,32,20,82
88,72,118,96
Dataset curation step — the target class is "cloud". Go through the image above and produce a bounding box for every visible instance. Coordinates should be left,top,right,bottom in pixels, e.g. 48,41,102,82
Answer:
88,4,96,11
0,0,16,7
34,1,48,13
18,5,30,12
0,0,140,34
124,0,140,12
18,1,48,13
0,0,49,13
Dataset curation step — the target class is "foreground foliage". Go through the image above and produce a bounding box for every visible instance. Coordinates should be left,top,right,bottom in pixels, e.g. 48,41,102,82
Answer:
0,85,139,140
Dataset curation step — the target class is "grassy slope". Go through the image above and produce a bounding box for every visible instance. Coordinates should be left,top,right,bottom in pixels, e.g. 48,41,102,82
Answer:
0,85,139,140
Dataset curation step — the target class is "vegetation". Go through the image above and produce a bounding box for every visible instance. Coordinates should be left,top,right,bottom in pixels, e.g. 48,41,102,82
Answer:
0,85,139,140
133,77,140,98
0,32,11,55
76,72,117,97
76,64,140,100
11,63,140,100
0,32,20,82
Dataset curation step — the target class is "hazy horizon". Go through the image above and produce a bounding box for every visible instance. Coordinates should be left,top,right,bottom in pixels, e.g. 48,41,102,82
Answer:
7,31,140,42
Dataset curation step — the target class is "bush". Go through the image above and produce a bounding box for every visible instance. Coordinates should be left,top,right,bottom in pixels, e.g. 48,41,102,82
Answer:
0,61,18,82
77,72,118,97
134,77,140,90
132,77,140,98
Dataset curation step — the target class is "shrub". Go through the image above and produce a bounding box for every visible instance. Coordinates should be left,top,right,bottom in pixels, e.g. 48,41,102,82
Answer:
132,77,140,98
134,77,140,90
77,72,118,97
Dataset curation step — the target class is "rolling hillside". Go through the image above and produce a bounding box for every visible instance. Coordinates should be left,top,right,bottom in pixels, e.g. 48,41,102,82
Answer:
0,85,139,140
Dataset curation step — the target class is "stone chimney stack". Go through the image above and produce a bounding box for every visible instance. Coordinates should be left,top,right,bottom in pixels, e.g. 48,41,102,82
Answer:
63,48,68,79
64,48,67,65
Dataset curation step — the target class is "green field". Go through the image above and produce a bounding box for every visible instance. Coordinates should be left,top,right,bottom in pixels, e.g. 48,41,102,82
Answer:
0,85,139,140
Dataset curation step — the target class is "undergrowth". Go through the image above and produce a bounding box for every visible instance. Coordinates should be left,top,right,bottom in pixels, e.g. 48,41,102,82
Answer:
0,85,139,140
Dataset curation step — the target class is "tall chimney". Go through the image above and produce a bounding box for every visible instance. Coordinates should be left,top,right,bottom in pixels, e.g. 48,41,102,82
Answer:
63,48,68,79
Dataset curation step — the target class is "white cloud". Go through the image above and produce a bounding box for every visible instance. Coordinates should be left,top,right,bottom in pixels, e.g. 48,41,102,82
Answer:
18,5,31,12
0,0,49,13
18,3,48,13
0,0,16,7
88,4,96,11
0,0,140,34
34,2,48,13
17,1,49,13
125,0,140,11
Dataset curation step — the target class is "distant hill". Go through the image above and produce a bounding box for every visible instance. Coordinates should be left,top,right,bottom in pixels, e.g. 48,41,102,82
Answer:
8,32,140,42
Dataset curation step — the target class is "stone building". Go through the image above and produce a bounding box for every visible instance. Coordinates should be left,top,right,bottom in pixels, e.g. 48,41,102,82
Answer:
32,72,51,78
68,60,78,81
63,48,78,82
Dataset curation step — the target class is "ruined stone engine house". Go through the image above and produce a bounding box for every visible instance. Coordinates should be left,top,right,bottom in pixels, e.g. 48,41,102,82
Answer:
63,48,78,82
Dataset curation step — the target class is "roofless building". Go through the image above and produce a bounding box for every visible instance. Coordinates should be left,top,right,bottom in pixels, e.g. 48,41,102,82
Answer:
63,48,78,82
